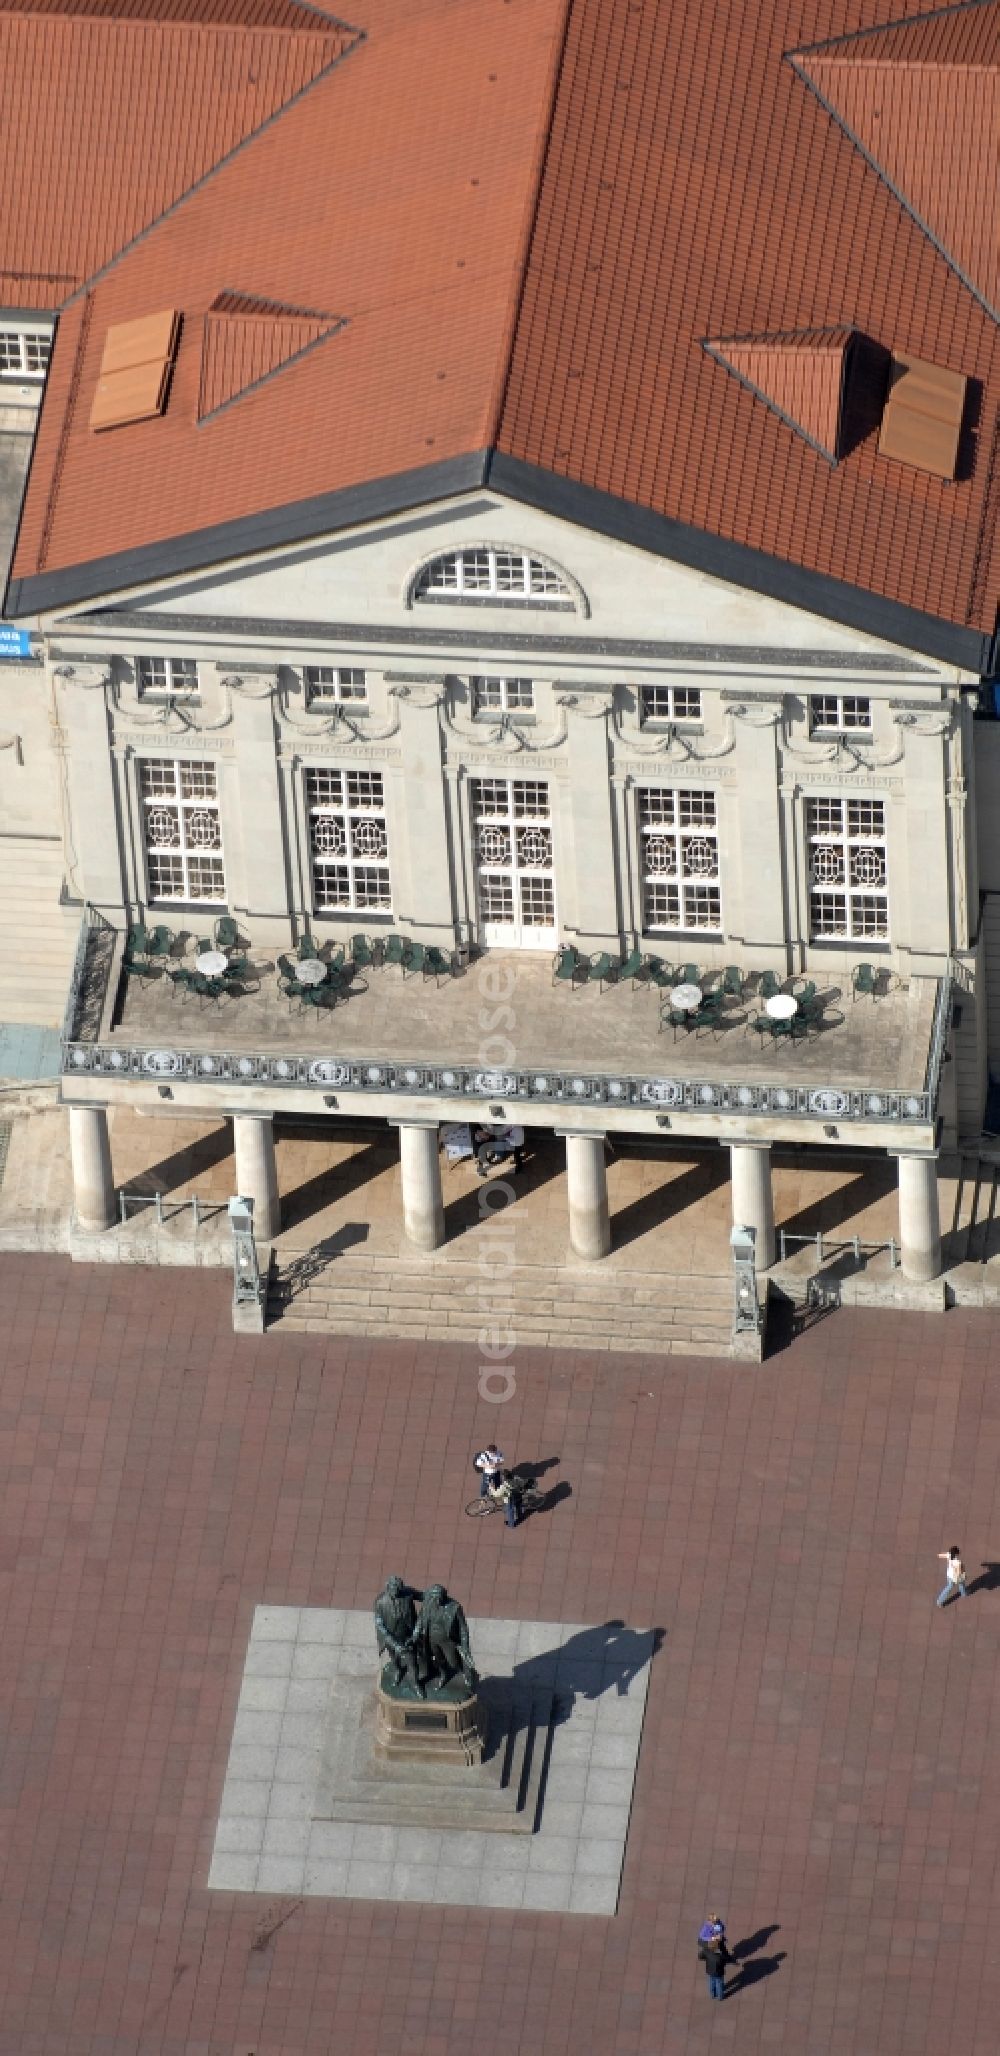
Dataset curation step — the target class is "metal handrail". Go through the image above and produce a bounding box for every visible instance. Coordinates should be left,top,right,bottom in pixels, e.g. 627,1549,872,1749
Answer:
779,1229,899,1270
118,1191,224,1229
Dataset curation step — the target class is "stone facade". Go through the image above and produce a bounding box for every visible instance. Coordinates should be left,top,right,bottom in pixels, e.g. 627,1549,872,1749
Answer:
1,490,991,1281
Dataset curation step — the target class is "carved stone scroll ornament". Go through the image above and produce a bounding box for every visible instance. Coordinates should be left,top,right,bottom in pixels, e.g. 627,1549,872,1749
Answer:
52,662,111,691
281,681,405,743
443,693,569,754
611,703,736,760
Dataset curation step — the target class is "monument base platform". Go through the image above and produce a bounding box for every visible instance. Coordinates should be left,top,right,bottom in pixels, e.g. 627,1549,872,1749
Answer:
317,1673,554,1834
375,1682,484,1765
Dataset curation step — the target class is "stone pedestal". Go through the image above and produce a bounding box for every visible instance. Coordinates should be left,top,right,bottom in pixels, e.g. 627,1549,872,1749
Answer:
374,1682,484,1766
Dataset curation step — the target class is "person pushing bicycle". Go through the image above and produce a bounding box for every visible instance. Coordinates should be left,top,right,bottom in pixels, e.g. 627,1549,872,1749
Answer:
473,1444,523,1528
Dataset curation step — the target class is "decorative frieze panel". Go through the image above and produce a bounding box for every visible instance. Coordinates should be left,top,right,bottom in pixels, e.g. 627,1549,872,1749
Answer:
61,1039,935,1124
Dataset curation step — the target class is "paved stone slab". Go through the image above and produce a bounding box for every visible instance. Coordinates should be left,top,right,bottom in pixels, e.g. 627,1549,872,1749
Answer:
208,1606,653,1911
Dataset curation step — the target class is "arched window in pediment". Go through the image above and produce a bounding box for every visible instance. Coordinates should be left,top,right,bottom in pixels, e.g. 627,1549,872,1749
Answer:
408,545,584,612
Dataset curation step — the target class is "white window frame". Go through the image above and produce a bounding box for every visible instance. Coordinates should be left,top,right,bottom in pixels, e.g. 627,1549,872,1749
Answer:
413,548,574,607
136,656,200,700
472,776,557,948
305,767,392,914
639,684,703,724
0,328,51,381
806,795,889,942
638,786,722,933
304,666,367,706
140,757,226,904
471,675,535,715
809,693,873,734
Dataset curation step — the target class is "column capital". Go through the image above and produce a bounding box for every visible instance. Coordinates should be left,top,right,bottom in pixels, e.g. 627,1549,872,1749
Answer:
392,1116,441,1132
224,1108,274,1125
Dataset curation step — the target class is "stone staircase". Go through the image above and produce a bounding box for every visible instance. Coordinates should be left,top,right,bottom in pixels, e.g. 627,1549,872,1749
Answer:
0,837,78,1027
267,1247,738,1356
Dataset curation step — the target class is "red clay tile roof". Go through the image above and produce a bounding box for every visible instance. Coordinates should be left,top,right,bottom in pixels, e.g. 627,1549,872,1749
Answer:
703,330,856,464
6,0,1000,663
0,2,355,309
791,7,1000,322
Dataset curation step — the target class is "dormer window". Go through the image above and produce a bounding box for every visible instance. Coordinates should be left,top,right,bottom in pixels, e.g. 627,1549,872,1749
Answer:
137,656,200,700
0,328,51,381
412,548,576,608
304,666,367,706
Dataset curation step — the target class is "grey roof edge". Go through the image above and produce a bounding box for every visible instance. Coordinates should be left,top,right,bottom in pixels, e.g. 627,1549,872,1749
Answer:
487,452,993,673
5,443,992,673
3,452,493,618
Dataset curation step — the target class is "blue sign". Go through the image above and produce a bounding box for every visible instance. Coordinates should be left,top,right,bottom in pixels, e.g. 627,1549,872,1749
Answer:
0,627,31,659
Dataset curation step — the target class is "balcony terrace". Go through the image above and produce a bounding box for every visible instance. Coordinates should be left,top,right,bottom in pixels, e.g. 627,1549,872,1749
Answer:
62,914,948,1145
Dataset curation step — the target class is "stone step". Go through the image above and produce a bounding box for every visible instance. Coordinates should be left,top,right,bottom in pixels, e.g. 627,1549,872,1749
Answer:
0,840,77,1028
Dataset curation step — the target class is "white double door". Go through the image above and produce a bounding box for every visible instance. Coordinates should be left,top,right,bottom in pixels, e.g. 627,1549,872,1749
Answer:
472,776,557,949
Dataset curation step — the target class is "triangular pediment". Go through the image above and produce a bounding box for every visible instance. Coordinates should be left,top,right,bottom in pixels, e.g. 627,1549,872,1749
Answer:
791,6,1000,321
702,328,855,461
197,292,345,423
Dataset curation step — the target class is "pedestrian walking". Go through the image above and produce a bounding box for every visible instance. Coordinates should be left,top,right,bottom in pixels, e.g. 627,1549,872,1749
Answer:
936,1545,968,1607
698,1915,732,2001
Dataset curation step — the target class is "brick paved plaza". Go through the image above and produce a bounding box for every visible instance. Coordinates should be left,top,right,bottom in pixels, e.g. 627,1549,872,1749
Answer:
2,1257,1000,2053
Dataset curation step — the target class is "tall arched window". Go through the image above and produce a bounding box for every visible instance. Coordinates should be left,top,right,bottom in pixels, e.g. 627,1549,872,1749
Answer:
410,546,579,609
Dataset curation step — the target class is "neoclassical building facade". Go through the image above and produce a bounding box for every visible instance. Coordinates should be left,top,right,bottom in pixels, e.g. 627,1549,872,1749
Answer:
3,489,985,1284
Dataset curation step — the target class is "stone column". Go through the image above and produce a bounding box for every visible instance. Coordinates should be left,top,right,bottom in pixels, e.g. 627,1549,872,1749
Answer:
397,1121,445,1251
563,1130,611,1261
68,1103,115,1231
232,1112,280,1241
730,1139,775,1271
896,1151,942,1283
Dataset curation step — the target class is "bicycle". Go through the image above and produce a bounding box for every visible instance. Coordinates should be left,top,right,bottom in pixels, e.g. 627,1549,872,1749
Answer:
465,1481,545,1520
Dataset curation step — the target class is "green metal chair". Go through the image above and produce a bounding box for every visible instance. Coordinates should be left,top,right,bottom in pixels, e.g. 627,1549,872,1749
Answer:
214,916,240,951
404,942,426,977
644,956,674,990
351,933,377,969
126,922,152,959
853,962,877,1001
759,969,781,1002
696,990,725,1034
613,947,644,986
794,979,816,1006
146,925,174,959
722,965,743,999
424,945,452,983
588,951,616,989
167,965,193,995
680,962,700,986
298,935,321,961
277,953,298,981
123,953,161,981
552,943,582,985
384,935,407,969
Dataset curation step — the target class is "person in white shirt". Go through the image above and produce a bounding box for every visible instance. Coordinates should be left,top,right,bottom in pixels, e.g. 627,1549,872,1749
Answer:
474,1444,505,1498
936,1546,968,1606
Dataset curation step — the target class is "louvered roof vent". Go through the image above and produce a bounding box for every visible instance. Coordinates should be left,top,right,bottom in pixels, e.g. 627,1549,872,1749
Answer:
877,353,968,480
89,308,180,432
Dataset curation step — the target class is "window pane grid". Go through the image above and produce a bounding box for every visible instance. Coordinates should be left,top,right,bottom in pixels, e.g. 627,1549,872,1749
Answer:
640,786,721,931
471,675,534,713
806,795,888,939
809,693,872,732
305,767,391,912
472,777,556,939
141,758,225,903
0,329,51,378
415,549,572,605
304,666,367,704
137,656,200,698
640,684,703,723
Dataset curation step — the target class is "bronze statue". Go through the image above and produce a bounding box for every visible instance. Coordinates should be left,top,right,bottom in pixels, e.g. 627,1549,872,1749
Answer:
415,1584,479,1694
373,1575,425,1698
